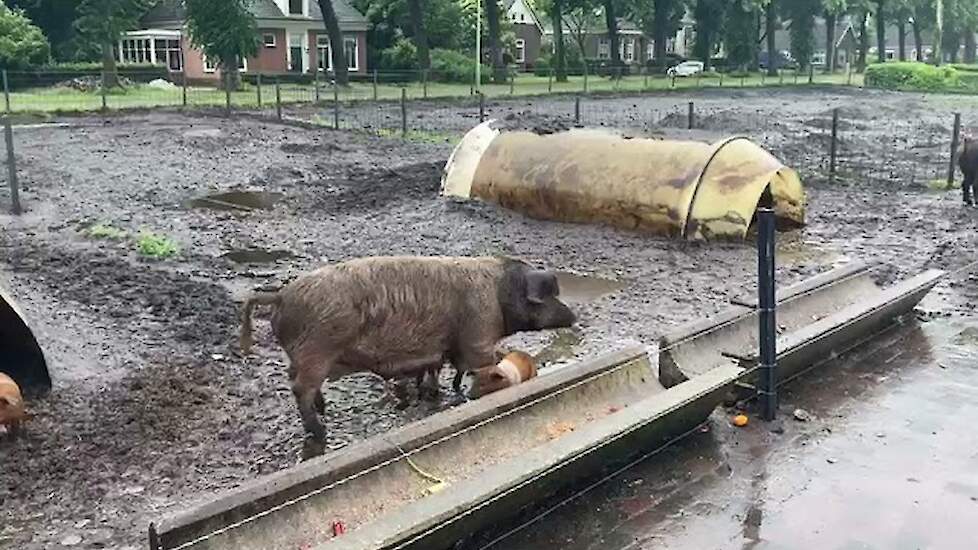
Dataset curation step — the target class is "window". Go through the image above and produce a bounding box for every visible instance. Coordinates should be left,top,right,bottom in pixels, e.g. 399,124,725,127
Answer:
120,38,151,64
624,40,634,63
120,37,182,70
203,56,247,73
515,39,525,63
598,38,610,60
647,42,654,60
885,49,895,60
289,33,305,72
263,33,276,48
289,0,303,15
317,35,359,71
154,39,182,70
520,13,525,22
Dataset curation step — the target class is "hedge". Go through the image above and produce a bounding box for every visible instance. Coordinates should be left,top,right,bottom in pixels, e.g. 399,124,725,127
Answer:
864,62,961,92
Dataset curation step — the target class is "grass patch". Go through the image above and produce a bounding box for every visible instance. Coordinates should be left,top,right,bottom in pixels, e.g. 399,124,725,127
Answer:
84,223,128,240
927,178,961,190
136,231,179,259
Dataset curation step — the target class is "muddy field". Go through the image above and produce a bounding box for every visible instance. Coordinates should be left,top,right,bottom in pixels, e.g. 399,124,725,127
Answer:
1,87,977,549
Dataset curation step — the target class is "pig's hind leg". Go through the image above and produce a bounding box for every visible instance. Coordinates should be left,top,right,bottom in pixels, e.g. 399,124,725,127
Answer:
288,349,336,440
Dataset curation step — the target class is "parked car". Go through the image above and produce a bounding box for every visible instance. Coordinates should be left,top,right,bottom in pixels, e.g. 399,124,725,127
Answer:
759,50,797,70
667,61,705,77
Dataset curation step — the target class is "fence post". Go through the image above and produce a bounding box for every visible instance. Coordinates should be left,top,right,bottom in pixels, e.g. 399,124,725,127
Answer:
688,101,695,130
423,70,429,99
793,70,798,85
2,70,10,113
182,73,188,107
671,75,676,88
548,67,554,93
314,69,321,103
719,71,723,87
373,70,379,101
333,82,340,129
847,63,853,86
808,64,814,84
583,63,589,93
757,186,777,422
100,72,108,111
644,68,649,90
761,71,766,86
275,79,282,120
574,95,581,125
830,107,839,183
401,88,407,137
509,69,515,95
949,112,962,186
741,74,746,87
614,66,621,92
225,84,232,117
479,92,486,122
256,73,262,108
3,117,20,215
779,69,784,85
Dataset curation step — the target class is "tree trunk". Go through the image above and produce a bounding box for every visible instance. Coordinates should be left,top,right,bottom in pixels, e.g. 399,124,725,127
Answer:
875,0,885,63
766,0,777,76
965,29,976,64
406,0,430,70
485,0,506,83
101,41,119,89
317,0,349,85
702,29,713,70
912,14,923,61
857,10,868,72
653,0,670,69
603,0,621,68
221,58,242,91
825,11,836,73
897,21,906,61
751,7,761,72
934,0,943,65
552,0,568,81
948,32,960,63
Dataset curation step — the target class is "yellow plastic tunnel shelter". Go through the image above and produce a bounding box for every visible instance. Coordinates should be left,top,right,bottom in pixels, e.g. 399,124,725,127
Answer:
441,121,805,240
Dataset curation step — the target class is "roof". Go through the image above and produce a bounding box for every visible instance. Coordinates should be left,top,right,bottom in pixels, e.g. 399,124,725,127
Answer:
543,16,645,36
141,0,367,29
505,0,544,33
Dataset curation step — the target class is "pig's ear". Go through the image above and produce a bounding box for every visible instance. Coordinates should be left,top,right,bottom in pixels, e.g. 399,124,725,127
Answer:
525,270,559,305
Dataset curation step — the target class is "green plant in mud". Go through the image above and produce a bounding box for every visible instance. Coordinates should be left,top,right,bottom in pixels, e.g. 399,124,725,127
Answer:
135,231,179,259
84,223,128,240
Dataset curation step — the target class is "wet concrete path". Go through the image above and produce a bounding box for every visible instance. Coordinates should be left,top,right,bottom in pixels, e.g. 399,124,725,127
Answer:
474,306,978,550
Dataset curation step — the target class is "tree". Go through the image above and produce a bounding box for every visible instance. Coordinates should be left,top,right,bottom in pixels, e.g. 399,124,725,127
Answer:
823,0,846,72
353,0,471,70
7,0,81,61
405,0,430,69
565,1,600,67
911,0,930,61
784,0,819,70
692,0,727,70
875,0,885,63
725,0,758,70
602,0,621,67
0,2,50,68
652,0,681,68
481,0,507,83
766,0,779,75
75,0,148,88
538,0,568,80
317,0,349,85
185,0,257,91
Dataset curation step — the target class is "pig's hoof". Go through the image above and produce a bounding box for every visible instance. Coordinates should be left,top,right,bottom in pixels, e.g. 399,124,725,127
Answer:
314,393,326,415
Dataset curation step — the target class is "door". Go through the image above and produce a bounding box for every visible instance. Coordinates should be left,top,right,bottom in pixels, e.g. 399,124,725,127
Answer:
289,33,305,73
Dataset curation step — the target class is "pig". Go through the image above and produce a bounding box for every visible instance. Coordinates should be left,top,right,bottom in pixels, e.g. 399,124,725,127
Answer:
468,350,538,399
960,137,978,206
239,256,576,439
0,372,27,437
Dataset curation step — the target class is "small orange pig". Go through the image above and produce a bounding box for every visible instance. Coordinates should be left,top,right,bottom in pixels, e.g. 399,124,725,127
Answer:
468,351,538,399
0,372,27,437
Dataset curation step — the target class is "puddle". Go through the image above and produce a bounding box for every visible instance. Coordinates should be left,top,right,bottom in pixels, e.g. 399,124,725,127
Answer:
555,272,626,303
221,248,294,264
535,327,584,366
189,191,284,211
183,128,223,138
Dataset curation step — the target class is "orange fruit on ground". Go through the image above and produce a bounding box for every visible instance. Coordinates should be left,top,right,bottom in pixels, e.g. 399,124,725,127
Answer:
732,414,749,427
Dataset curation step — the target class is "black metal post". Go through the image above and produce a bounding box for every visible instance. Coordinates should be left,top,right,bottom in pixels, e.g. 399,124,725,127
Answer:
808,64,815,84
314,68,321,103
225,84,231,117
757,186,777,421
423,70,429,99
256,72,262,107
3,116,21,215
688,101,695,129
2,70,9,113
830,107,839,182
373,70,379,101
400,88,407,137
509,69,515,95
574,95,581,125
333,82,340,130
548,68,554,92
275,79,282,120
479,92,485,122
583,63,589,93
949,112,961,185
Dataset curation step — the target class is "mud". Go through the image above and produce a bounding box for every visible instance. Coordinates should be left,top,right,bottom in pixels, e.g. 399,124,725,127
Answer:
0,88,977,549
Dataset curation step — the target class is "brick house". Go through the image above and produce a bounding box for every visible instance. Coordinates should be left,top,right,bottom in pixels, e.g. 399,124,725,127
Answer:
119,0,368,83
505,0,544,69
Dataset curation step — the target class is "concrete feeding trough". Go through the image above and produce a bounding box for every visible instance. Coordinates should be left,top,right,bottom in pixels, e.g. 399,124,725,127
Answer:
659,262,945,391
149,347,740,550
441,121,805,240
148,263,943,550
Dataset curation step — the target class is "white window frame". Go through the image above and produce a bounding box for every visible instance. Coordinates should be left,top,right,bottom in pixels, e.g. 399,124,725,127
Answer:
287,0,308,16
263,33,277,48
287,32,309,72
598,38,610,60
515,39,526,63
317,35,359,72
203,55,247,73
624,40,634,63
